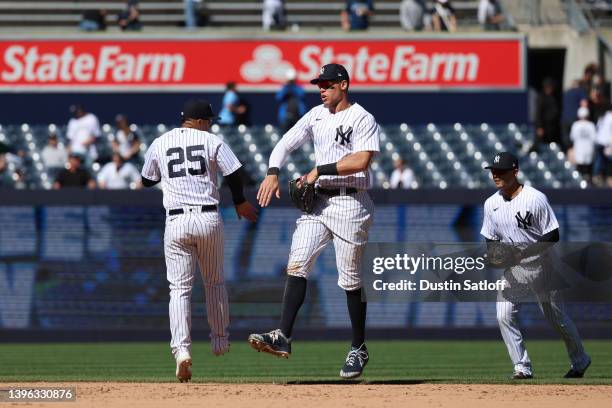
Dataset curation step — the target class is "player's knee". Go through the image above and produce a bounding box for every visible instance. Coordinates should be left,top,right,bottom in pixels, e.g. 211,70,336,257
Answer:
286,262,308,278
338,279,362,292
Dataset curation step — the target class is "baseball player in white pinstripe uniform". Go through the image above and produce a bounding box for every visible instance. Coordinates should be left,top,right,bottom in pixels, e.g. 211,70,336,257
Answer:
248,63,380,379
141,99,258,382
481,152,591,379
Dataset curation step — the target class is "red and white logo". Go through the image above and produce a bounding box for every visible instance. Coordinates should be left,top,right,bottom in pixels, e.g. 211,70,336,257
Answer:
0,38,524,91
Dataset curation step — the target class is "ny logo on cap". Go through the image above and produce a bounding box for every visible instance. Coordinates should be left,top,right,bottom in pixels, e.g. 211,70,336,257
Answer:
494,155,500,163
320,67,325,75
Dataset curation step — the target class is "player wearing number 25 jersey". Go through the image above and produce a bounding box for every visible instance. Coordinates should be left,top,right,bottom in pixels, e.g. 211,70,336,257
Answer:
141,99,258,382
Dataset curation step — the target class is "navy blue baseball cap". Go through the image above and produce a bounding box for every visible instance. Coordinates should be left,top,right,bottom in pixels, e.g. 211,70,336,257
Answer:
181,99,219,121
485,152,519,170
310,63,350,84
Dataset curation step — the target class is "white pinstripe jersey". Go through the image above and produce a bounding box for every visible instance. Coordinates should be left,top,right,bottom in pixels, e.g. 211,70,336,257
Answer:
141,128,242,210
277,102,380,189
480,185,559,244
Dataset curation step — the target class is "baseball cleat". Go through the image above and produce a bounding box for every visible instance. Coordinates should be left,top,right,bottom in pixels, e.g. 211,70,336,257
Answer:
175,351,192,383
564,356,591,378
511,371,533,380
247,329,291,358
340,343,369,379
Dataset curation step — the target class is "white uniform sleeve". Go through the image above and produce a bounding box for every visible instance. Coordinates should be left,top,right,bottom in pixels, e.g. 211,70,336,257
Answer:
389,169,400,188
269,112,313,168
589,122,597,142
569,122,578,143
480,201,497,240
353,114,380,152
97,164,111,185
535,194,559,235
90,114,101,138
67,119,76,143
141,140,161,181
127,163,141,184
215,141,242,176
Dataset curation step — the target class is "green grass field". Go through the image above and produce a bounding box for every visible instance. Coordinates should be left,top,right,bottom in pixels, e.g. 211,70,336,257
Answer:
1,340,611,385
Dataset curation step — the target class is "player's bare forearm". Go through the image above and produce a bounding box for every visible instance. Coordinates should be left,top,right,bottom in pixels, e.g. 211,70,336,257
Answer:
306,151,373,183
257,175,280,207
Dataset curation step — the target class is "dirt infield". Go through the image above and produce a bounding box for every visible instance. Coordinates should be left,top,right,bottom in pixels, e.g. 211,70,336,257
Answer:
2,383,611,408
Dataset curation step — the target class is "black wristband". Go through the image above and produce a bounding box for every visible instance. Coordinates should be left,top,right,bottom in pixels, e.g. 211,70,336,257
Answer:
267,167,280,176
317,163,339,176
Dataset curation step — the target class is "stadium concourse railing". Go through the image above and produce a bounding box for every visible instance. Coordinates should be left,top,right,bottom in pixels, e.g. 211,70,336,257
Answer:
0,0,483,28
0,188,610,342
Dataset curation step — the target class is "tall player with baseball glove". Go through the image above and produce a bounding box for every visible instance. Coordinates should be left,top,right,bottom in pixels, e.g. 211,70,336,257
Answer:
248,63,380,379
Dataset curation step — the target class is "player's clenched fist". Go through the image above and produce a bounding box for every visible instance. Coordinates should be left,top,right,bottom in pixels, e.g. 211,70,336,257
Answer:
235,201,259,222
257,175,281,207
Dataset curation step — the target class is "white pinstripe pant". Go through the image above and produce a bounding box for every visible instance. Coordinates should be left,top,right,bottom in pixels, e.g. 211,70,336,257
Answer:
496,263,587,374
286,191,374,291
164,211,229,358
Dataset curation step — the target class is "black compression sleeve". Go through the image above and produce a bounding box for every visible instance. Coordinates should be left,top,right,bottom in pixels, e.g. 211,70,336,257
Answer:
225,168,246,205
317,162,339,176
520,228,560,259
141,176,160,187
538,228,560,243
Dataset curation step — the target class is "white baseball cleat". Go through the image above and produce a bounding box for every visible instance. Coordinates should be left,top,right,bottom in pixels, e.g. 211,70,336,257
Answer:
175,351,192,383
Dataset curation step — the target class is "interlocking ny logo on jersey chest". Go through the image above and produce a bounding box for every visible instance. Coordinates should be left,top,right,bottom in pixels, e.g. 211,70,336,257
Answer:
515,211,532,229
335,125,353,146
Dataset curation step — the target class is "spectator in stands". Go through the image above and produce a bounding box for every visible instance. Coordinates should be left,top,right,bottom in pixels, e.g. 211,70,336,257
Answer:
534,77,561,151
594,104,612,186
118,0,141,31
276,69,306,134
478,0,504,30
112,114,141,163
219,82,245,127
263,0,287,31
562,80,588,150
184,0,197,29
389,158,415,189
400,0,426,31
588,87,608,124
580,63,599,96
80,9,107,31
184,0,209,28
341,0,374,31
0,153,12,188
53,153,96,189
41,133,68,173
432,0,457,32
66,104,101,163
97,152,142,189
570,107,597,182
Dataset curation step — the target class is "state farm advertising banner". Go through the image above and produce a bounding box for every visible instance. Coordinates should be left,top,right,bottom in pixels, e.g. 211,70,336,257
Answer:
0,38,525,92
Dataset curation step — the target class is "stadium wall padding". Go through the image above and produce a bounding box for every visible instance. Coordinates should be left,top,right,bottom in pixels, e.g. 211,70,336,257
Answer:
0,92,528,126
0,189,610,339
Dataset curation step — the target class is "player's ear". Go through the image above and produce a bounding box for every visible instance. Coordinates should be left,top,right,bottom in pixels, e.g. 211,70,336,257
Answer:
340,80,348,91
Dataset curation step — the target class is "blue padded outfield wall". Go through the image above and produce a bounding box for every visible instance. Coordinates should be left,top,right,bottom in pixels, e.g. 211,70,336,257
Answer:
0,190,610,333
0,92,528,126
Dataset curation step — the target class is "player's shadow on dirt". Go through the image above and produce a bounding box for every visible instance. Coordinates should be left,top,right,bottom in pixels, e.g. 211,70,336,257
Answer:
285,379,429,385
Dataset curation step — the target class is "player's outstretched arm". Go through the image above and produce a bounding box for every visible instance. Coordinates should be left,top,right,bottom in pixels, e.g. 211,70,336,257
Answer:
235,201,259,222
257,174,280,207
225,168,259,222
